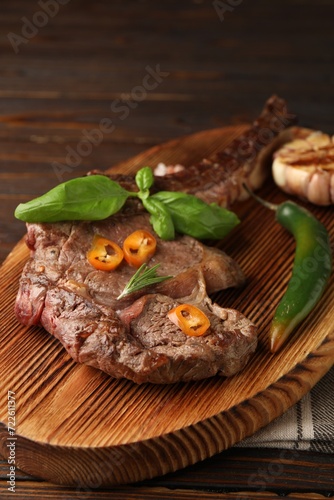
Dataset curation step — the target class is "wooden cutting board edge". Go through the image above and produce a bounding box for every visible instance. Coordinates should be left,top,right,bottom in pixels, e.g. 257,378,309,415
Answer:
0,332,333,487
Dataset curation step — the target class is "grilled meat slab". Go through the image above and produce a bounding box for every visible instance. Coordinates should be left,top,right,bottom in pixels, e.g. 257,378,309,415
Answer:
15,213,257,384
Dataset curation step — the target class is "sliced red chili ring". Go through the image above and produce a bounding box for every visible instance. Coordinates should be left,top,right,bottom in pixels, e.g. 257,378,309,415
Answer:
167,304,210,337
87,235,124,271
123,229,157,268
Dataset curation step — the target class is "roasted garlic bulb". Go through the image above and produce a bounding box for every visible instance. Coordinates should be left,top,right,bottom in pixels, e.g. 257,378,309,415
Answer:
272,129,334,205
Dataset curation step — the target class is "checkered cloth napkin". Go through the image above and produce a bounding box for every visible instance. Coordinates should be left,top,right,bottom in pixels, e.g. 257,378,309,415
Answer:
236,366,334,453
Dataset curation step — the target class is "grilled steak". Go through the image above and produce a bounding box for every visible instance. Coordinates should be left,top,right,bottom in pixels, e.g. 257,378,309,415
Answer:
15,212,257,384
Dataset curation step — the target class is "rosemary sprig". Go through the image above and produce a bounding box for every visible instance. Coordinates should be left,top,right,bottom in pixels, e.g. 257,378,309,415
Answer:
117,263,173,300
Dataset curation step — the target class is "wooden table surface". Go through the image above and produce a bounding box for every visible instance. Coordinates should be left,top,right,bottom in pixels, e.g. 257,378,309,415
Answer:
0,0,333,498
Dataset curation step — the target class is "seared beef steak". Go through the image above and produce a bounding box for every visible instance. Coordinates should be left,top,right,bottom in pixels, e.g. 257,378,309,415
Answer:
15,212,257,384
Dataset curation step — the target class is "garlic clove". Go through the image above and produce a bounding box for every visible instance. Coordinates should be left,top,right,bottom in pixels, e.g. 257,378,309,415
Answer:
307,170,331,206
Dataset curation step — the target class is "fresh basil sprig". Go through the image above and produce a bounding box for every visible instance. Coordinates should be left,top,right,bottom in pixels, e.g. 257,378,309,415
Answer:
142,197,175,240
14,175,132,223
15,166,240,240
133,167,175,239
135,166,154,193
151,191,240,240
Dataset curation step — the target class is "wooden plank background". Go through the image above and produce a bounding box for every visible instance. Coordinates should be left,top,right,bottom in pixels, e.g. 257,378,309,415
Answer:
0,0,333,498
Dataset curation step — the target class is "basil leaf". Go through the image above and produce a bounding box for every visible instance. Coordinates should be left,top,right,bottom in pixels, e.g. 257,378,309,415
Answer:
142,197,175,240
135,166,154,193
14,175,131,223
151,191,240,239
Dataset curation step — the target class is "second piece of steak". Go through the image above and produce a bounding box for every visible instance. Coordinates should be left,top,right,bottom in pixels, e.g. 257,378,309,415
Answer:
15,212,257,384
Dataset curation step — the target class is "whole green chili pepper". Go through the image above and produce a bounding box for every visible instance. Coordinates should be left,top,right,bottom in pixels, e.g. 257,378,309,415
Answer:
269,200,332,352
244,186,332,353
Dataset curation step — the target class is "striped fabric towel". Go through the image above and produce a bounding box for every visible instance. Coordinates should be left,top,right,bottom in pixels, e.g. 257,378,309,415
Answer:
236,366,334,453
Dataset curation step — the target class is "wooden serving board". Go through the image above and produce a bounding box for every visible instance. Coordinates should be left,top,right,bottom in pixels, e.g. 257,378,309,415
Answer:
0,125,333,488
